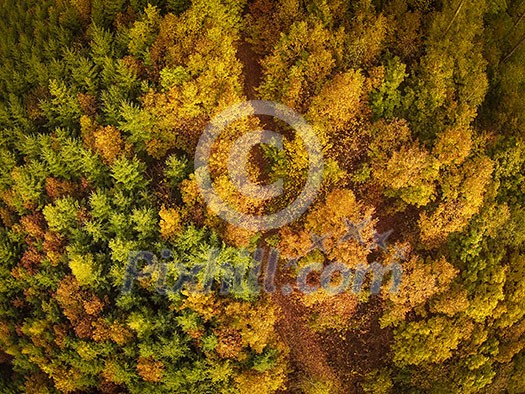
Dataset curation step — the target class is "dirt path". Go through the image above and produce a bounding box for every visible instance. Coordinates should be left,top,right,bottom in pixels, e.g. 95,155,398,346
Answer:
235,33,393,394
237,39,263,100
235,36,341,391
321,298,394,392
272,288,340,390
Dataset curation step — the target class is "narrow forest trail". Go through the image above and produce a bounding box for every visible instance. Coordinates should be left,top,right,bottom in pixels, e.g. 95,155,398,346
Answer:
271,287,342,392
235,36,345,392
237,39,262,100
235,28,394,393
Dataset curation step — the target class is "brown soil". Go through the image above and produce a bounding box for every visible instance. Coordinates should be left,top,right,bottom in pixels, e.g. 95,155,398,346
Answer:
272,287,339,389
235,31,394,394
237,38,263,100
270,269,393,393
321,298,394,392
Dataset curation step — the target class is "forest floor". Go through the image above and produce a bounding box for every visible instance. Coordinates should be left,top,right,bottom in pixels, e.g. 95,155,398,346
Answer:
237,39,261,100
235,36,393,393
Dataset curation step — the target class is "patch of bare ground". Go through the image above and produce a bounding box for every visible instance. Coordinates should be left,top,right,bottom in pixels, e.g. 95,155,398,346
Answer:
272,288,340,391
236,28,395,394
320,298,394,392
237,38,262,100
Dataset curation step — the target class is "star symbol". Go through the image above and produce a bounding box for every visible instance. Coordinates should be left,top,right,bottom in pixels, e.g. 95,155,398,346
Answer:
339,217,370,246
308,233,330,253
284,257,299,269
373,229,393,250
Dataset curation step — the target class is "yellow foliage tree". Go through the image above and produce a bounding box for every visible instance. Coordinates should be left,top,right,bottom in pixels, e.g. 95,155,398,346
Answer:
137,356,164,383
93,125,123,165
159,206,182,240
433,126,473,166
381,255,458,327
420,156,494,246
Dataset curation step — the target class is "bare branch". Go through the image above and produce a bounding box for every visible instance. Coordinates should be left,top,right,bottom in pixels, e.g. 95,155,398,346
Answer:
444,0,466,35
502,33,525,62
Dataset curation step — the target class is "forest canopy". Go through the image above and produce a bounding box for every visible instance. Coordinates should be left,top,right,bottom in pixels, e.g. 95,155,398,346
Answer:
0,0,524,393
